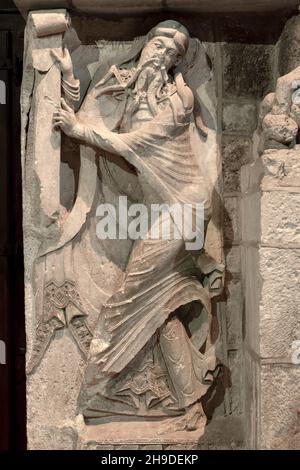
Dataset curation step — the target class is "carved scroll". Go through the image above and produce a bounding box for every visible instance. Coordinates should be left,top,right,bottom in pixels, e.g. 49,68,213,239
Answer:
21,9,70,366
23,9,69,230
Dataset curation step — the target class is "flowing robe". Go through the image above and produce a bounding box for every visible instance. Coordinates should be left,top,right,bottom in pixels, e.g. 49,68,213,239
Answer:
27,39,224,418
76,72,223,418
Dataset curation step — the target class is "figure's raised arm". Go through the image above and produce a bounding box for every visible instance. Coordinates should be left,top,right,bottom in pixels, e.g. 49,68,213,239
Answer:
53,98,130,159
50,47,80,104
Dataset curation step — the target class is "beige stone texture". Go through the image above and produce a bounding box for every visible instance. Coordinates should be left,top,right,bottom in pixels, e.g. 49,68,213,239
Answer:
228,350,243,414
16,0,300,452
259,247,300,358
260,365,300,449
223,196,241,243
241,146,300,450
225,246,241,274
21,13,226,450
262,148,300,189
242,246,261,355
262,113,298,144
241,191,261,244
225,279,243,349
78,421,205,450
261,192,300,245
241,147,300,246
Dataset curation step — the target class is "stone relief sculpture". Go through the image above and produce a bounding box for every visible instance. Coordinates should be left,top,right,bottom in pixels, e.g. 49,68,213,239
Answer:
22,10,224,446
257,64,300,154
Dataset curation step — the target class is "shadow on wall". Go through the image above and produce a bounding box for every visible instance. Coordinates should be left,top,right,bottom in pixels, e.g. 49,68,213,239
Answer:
201,181,235,422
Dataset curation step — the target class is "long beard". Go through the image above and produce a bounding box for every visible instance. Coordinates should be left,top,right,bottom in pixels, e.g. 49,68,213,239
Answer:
131,62,169,116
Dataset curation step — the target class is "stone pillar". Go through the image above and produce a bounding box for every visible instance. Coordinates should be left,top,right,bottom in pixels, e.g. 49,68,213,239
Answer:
241,148,300,449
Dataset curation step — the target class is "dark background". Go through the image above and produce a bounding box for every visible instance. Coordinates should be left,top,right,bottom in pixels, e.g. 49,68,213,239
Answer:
0,0,26,451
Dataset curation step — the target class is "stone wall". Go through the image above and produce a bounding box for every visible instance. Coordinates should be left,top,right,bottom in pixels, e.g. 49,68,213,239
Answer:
208,14,288,449
69,12,293,450
241,149,300,450
241,15,300,450
219,17,276,433
14,4,299,449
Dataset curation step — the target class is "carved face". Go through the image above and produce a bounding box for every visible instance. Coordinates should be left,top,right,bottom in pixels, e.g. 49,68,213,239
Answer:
139,36,183,70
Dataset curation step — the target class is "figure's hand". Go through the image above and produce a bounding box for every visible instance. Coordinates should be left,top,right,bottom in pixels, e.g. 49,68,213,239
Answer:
53,99,78,137
50,47,74,81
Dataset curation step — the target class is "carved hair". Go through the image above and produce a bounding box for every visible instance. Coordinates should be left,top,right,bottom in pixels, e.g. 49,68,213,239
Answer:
148,20,190,56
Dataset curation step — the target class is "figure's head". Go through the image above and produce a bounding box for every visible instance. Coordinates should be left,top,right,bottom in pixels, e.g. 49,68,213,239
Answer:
139,21,190,70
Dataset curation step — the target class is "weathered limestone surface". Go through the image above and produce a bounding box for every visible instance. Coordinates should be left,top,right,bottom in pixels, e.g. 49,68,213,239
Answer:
218,16,278,442
222,12,300,448
223,196,241,243
260,248,300,358
241,148,300,449
242,29,300,443
261,365,300,449
77,421,204,450
225,279,243,349
258,22,300,155
22,12,226,450
222,136,251,192
15,0,300,451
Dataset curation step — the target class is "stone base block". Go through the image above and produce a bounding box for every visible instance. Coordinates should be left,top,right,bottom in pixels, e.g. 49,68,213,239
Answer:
77,419,205,450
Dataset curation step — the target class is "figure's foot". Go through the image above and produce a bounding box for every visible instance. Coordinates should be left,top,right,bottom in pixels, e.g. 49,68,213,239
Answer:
176,401,206,432
157,401,206,435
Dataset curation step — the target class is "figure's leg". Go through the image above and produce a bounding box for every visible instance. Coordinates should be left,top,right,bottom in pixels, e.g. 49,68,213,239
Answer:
159,316,206,430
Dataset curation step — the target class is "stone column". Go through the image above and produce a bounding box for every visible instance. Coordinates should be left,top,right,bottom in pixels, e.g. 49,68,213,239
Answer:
241,148,300,449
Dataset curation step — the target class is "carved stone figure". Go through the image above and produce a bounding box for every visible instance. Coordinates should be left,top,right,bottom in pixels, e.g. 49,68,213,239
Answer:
17,3,300,452
22,11,224,444
257,65,300,153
